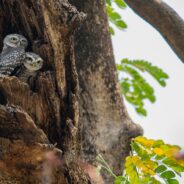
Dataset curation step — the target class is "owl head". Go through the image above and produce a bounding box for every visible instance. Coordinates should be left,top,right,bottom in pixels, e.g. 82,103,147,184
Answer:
24,52,43,71
3,34,28,49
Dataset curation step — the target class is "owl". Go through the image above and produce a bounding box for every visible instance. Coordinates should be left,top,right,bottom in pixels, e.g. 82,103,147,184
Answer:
16,52,44,83
0,34,28,76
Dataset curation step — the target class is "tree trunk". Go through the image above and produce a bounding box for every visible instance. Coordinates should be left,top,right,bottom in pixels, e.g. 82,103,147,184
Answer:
0,0,142,183
69,0,143,182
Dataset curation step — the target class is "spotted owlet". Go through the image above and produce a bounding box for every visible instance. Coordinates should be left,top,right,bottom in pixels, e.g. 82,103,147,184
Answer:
15,52,44,83
0,34,28,76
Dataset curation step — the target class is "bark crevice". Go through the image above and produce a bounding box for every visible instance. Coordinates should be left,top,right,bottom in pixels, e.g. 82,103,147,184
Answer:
0,0,91,183
0,0,143,183
69,0,143,182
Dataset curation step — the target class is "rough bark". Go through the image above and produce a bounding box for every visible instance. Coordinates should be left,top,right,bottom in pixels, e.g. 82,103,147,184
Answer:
0,0,143,183
124,0,184,63
0,138,66,184
0,0,90,183
69,0,143,182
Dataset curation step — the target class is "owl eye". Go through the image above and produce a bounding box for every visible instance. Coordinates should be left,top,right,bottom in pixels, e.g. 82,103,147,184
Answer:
37,59,42,64
21,39,27,43
11,37,18,41
26,57,33,62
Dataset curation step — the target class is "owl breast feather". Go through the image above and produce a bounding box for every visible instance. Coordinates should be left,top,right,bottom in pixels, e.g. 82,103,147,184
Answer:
0,47,26,76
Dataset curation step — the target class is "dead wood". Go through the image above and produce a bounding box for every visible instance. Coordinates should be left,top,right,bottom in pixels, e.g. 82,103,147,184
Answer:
0,0,91,183
0,0,143,183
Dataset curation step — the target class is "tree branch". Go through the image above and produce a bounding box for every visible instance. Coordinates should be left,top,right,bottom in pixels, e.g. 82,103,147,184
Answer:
124,0,184,63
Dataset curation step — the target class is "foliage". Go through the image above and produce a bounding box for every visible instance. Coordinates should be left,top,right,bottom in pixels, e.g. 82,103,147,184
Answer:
103,1,180,184
106,1,169,116
106,0,127,35
117,59,169,116
104,1,180,184
97,136,184,184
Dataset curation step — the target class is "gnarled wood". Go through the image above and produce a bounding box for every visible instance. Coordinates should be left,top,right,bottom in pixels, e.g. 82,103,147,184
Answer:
69,0,143,182
0,105,66,183
0,0,91,183
0,0,144,183
0,138,66,184
0,105,48,144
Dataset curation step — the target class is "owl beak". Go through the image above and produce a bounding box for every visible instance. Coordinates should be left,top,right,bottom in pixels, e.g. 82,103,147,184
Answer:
18,41,21,46
32,63,36,68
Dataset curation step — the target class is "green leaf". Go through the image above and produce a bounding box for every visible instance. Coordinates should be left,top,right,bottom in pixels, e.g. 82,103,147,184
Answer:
167,179,179,184
118,64,157,116
121,59,169,87
163,158,184,172
131,142,150,159
150,178,162,184
106,0,112,5
160,170,175,179
114,176,125,184
109,12,121,21
155,155,166,160
117,59,169,116
141,176,162,184
114,0,126,9
116,64,123,71
136,107,147,116
106,3,127,31
125,157,140,184
155,165,167,173
98,137,184,184
109,26,115,35
114,20,127,29
120,80,131,94
153,140,165,147
106,5,113,14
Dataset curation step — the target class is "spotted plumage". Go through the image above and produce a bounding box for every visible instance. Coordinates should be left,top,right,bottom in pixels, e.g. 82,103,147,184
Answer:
16,52,44,83
0,34,28,77
0,173,20,184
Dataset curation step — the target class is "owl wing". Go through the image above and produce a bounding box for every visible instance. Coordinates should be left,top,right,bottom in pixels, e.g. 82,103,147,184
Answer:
0,47,25,76
14,65,36,83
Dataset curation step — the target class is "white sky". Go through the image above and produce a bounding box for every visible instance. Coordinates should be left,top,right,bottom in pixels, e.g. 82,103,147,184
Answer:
112,0,184,147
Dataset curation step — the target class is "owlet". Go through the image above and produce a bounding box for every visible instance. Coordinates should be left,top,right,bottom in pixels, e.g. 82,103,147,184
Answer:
0,34,28,76
16,52,44,83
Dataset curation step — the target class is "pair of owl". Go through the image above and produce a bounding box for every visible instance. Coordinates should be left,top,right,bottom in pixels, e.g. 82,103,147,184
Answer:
0,34,43,82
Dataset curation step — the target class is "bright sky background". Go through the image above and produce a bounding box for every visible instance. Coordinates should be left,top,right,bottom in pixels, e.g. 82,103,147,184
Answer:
112,0,184,148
